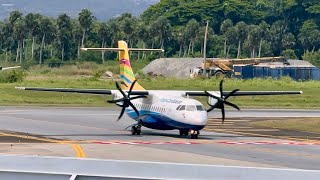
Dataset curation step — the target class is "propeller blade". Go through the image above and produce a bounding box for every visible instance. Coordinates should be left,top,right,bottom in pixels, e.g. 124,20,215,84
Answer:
225,89,240,99
107,98,125,103
219,80,223,98
117,107,126,121
221,105,225,123
116,81,127,98
225,101,240,111
205,91,222,101
205,79,240,124
204,91,211,96
128,80,137,96
115,104,124,108
128,101,140,117
206,105,215,112
130,95,147,100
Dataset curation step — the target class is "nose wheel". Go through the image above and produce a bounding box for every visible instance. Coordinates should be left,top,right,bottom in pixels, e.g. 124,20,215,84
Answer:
190,130,199,139
179,130,189,136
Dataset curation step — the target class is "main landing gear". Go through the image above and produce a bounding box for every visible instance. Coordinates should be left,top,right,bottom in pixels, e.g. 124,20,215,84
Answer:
179,130,200,139
131,125,141,135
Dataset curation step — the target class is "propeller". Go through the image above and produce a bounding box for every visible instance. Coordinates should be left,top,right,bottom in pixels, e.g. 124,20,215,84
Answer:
205,80,240,123
107,80,147,121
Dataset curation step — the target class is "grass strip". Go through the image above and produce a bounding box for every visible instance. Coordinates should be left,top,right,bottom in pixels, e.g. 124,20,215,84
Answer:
250,118,320,134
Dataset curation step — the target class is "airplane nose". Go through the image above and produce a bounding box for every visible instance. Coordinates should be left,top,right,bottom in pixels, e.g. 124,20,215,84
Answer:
189,111,208,125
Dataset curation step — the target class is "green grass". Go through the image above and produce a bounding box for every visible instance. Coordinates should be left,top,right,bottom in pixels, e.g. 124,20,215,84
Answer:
0,76,318,108
0,62,319,107
250,118,320,134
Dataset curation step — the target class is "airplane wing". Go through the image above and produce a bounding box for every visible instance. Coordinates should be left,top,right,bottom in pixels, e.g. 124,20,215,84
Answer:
15,87,302,97
185,91,303,97
15,87,149,95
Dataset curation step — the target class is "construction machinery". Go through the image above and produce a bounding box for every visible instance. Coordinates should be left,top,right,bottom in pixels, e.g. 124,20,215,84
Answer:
190,57,289,78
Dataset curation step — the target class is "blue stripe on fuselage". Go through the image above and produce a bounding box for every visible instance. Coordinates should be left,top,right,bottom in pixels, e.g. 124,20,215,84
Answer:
126,110,204,130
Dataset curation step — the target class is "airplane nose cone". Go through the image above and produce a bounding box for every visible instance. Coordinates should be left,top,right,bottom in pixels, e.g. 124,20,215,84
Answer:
189,111,208,126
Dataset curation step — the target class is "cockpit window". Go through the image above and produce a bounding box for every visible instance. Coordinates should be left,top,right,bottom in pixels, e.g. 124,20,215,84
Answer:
176,105,181,110
179,105,186,110
186,105,196,111
196,105,205,111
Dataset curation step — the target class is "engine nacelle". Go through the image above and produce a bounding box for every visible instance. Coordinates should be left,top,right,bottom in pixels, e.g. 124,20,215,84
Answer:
207,96,218,106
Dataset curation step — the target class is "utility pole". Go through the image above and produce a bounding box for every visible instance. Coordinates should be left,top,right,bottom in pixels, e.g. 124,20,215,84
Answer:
203,20,209,76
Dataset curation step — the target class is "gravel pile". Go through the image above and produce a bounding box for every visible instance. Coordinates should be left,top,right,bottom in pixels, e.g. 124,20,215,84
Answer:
142,58,204,78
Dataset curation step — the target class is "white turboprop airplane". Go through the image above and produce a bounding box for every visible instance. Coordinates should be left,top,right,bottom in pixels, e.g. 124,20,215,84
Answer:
16,41,302,139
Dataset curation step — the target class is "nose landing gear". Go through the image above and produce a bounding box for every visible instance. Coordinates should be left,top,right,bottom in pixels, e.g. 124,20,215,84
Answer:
190,130,199,139
179,130,189,136
179,129,199,139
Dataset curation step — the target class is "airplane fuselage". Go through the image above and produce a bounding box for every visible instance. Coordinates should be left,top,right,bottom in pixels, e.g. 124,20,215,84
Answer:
113,92,208,131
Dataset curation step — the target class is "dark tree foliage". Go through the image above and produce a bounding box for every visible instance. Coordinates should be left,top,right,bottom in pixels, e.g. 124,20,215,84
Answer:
0,1,319,66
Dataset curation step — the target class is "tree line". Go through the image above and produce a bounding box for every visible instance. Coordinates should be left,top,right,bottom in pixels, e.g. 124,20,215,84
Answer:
0,0,319,67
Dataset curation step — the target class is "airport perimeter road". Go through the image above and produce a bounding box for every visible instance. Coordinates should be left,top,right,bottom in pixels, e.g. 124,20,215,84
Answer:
0,107,319,170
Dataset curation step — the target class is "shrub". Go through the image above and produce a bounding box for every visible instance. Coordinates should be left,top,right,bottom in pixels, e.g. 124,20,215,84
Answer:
281,49,298,59
0,69,27,83
46,59,63,68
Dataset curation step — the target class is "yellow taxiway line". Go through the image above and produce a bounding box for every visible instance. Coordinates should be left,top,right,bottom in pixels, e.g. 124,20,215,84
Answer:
71,144,86,158
0,132,86,158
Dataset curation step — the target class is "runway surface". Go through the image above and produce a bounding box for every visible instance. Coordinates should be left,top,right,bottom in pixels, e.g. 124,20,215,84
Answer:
0,107,320,170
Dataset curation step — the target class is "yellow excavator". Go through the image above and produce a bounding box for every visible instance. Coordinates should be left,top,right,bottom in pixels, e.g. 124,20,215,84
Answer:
190,57,289,78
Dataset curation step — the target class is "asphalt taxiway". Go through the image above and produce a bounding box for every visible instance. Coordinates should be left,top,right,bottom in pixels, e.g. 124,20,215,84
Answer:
0,107,319,170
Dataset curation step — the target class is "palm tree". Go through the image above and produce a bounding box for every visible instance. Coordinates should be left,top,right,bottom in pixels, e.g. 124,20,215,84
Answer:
234,21,248,59
13,18,27,63
78,9,94,48
25,13,41,61
38,17,56,64
96,22,111,63
257,21,270,57
220,19,233,57
57,14,73,61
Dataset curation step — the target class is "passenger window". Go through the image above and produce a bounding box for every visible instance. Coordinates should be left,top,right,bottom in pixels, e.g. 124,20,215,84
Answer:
179,105,186,110
186,105,196,111
196,105,205,111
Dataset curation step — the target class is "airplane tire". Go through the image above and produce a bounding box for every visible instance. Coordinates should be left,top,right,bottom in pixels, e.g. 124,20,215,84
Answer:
190,130,199,139
179,130,188,136
136,129,141,135
190,134,199,139
131,126,141,135
131,126,137,135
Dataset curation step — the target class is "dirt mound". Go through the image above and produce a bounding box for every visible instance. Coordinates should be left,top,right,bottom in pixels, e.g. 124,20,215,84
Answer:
142,58,204,78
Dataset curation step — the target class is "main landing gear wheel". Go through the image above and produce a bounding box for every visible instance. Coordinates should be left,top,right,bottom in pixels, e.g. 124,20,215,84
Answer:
179,130,189,136
131,126,141,135
190,130,199,139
